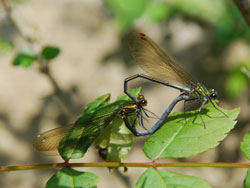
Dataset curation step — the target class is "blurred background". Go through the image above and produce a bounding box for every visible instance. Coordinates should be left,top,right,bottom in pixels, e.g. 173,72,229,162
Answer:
0,0,249,187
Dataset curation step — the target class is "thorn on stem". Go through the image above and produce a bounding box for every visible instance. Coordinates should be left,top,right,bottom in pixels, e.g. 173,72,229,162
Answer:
152,160,157,168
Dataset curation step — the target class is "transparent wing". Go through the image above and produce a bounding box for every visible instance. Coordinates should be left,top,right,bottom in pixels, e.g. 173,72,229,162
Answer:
128,33,196,87
33,125,73,152
184,99,202,112
32,110,119,152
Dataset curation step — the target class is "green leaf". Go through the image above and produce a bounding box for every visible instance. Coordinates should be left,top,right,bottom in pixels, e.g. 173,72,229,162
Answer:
94,88,140,163
0,38,14,53
143,103,240,160
41,46,60,60
244,169,250,188
59,89,140,160
116,87,141,101
12,49,37,67
226,71,248,98
173,0,227,25
226,63,250,98
59,100,125,160
95,116,134,163
73,93,112,128
107,0,146,31
85,93,111,113
136,168,212,188
145,1,171,22
171,0,249,48
241,131,250,160
46,167,99,188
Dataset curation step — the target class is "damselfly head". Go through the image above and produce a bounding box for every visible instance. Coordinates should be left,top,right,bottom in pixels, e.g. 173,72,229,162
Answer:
119,95,147,119
138,95,147,106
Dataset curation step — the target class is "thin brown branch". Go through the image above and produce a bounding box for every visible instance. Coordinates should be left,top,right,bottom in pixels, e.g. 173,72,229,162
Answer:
1,0,34,43
39,59,77,116
0,0,79,116
234,0,250,26
1,0,10,14
1,162,250,172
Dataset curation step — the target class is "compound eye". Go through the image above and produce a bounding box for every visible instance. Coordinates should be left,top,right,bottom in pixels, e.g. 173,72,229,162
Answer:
141,99,147,106
139,95,144,100
211,93,217,98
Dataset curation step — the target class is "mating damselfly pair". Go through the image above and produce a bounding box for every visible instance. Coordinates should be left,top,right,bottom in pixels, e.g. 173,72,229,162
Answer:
121,33,227,136
33,33,227,152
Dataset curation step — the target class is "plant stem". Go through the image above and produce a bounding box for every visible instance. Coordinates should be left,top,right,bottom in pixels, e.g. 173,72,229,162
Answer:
0,0,79,116
241,66,250,79
1,0,34,43
1,162,250,172
38,57,77,116
233,0,250,26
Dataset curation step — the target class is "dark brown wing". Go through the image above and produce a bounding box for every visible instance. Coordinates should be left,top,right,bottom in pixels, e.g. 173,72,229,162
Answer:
128,33,196,87
33,125,72,151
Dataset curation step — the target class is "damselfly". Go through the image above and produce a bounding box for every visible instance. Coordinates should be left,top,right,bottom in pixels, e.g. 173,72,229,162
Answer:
124,33,227,136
